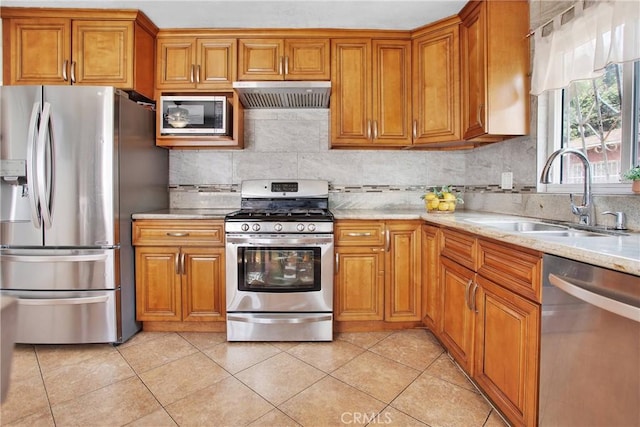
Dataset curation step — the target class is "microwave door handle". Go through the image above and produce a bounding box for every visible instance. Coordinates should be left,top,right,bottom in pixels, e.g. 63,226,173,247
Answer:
36,102,54,229
26,102,43,228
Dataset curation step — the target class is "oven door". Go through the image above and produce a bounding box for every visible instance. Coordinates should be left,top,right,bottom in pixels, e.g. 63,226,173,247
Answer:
226,233,333,313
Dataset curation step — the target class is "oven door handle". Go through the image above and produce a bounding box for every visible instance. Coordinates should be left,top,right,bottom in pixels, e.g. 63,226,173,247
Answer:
227,314,333,324
226,236,334,245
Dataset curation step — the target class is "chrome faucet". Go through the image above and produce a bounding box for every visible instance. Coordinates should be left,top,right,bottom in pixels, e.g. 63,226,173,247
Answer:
540,148,594,226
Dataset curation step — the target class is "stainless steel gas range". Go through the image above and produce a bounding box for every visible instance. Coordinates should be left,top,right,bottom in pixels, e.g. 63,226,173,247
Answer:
225,179,334,341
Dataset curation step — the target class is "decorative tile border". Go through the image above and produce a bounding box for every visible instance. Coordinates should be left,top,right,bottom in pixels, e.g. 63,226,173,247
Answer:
169,184,538,194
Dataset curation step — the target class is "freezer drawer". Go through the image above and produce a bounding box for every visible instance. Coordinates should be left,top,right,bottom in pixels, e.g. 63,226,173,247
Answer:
1,290,118,344
0,249,116,291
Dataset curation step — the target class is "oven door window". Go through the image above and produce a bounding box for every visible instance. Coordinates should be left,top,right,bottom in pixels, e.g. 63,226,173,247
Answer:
238,247,321,292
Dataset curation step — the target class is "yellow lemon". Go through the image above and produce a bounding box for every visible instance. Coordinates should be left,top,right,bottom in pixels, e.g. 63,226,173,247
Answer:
448,202,456,211
429,200,441,210
438,202,450,211
443,192,456,201
424,192,437,201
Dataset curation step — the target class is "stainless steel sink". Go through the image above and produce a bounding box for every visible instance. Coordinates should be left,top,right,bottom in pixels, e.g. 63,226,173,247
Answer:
465,218,619,237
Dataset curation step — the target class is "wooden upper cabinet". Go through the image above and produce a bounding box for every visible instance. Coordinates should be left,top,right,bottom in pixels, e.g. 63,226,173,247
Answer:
459,0,529,142
1,8,157,100
238,38,329,81
72,20,134,86
5,18,71,85
331,38,412,148
156,36,237,90
412,17,462,145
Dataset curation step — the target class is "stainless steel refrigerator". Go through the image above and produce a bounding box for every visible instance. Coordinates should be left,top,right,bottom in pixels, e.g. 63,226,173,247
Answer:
0,86,168,344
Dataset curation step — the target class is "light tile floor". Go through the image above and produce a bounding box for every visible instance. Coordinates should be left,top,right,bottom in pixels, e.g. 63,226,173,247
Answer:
0,328,508,427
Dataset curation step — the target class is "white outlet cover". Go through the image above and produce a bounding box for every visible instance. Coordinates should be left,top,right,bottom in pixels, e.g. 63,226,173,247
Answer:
501,172,513,190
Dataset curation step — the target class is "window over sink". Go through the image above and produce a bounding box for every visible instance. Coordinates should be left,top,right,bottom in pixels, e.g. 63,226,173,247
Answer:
541,61,639,192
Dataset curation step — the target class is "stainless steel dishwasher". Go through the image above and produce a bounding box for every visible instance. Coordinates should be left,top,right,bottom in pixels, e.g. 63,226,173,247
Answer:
539,254,640,426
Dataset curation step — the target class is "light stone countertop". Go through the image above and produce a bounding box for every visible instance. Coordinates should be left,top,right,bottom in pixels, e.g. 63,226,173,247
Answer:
132,208,234,220
333,209,640,277
132,208,640,276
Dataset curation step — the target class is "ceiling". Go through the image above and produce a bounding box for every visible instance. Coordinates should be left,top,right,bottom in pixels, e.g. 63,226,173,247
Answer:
0,0,467,30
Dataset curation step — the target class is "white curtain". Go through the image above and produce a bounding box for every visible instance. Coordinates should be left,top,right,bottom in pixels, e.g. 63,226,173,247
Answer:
531,0,640,95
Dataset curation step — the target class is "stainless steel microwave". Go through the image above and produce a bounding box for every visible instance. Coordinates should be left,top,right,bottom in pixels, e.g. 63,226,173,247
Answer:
160,95,228,135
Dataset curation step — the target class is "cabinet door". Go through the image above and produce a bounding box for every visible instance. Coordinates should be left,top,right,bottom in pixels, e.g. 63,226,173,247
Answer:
330,39,372,146
334,247,385,321
182,247,226,322
421,224,441,333
385,222,421,321
461,1,487,140
135,246,182,321
413,21,461,144
238,39,284,80
196,38,237,89
6,18,71,85
284,39,330,80
440,256,475,374
156,37,197,89
372,39,412,146
72,20,133,87
474,276,540,427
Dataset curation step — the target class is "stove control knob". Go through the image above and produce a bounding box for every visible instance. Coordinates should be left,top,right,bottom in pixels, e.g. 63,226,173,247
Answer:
274,223,283,232
308,223,316,232
241,223,250,232
296,223,305,232
252,223,261,231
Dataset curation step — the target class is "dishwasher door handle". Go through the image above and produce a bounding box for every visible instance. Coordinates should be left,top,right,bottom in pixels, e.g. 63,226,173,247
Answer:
548,273,640,323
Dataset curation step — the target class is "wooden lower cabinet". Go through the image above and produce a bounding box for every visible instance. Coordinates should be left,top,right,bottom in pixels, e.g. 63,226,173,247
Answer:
132,220,226,329
334,220,421,328
440,256,476,374
421,224,441,333
474,275,540,427
334,247,385,321
434,225,541,427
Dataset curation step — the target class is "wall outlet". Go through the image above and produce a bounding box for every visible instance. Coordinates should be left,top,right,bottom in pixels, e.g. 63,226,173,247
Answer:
501,172,513,190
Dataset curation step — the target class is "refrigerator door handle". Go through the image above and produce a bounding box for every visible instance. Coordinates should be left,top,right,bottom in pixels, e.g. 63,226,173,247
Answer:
1,253,108,263
36,102,55,229
26,102,42,228
17,295,110,306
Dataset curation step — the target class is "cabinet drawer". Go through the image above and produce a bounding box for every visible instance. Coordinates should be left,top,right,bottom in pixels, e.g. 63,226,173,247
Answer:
477,238,542,303
335,221,385,246
132,220,224,246
441,228,477,271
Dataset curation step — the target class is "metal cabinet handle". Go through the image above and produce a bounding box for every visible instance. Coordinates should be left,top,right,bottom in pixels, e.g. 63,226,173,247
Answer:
175,253,180,274
477,104,484,127
413,120,418,139
284,56,289,75
62,60,69,81
196,64,201,83
166,232,189,237
373,121,378,140
335,253,339,273
70,61,76,83
367,120,372,139
385,229,390,252
470,282,479,313
190,64,195,83
464,279,472,310
279,56,284,75
180,252,186,275
346,232,372,237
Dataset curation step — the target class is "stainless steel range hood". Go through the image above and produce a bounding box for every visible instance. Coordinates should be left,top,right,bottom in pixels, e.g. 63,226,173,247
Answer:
232,81,331,109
